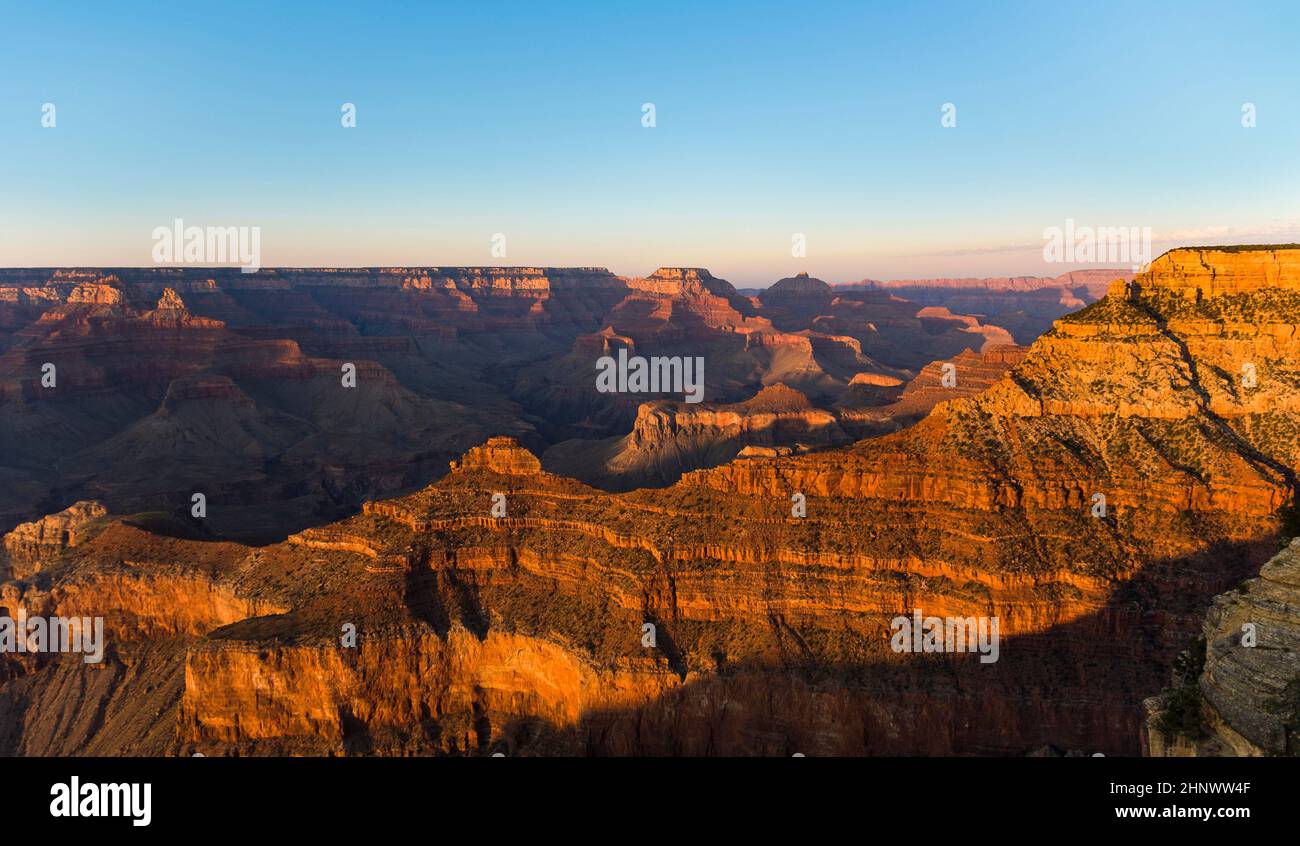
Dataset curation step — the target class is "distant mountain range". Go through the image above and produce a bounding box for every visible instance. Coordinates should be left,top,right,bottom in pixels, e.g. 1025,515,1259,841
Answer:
0,265,1087,541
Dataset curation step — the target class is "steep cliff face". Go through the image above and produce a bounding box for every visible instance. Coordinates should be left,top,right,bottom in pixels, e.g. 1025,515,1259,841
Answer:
1,248,1296,757
2,500,107,580
837,346,1028,436
1139,246,1300,296
163,425,1282,754
692,248,1300,519
0,274,535,540
1145,538,1300,756
0,518,284,755
145,435,1153,755
0,266,1014,532
542,384,851,489
845,269,1132,343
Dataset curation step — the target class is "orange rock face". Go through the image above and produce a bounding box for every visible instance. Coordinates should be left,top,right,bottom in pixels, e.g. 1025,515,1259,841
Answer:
451,436,545,476
2,501,107,580
542,384,851,489
0,265,1005,538
1,247,1297,757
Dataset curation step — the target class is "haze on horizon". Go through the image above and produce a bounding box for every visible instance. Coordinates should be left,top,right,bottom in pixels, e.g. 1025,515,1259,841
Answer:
2,1,1298,285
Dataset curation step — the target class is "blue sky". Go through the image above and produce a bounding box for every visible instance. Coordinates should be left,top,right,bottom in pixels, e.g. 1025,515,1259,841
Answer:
2,0,1298,284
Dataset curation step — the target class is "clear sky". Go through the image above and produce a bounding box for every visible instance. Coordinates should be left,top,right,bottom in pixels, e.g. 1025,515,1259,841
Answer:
2,1,1298,285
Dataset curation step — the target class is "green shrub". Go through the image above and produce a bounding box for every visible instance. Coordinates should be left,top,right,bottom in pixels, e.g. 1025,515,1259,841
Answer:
1158,636,1208,742
1279,496,1300,546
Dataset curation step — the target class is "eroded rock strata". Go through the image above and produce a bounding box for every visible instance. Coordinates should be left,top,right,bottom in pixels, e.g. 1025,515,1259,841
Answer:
1144,538,1300,756
844,268,1132,344
0,266,1029,539
0,247,1297,756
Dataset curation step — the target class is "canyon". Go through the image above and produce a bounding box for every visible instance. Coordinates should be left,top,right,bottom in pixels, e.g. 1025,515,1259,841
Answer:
0,248,1295,756
0,265,1089,542
837,268,1127,344
1145,536,1300,756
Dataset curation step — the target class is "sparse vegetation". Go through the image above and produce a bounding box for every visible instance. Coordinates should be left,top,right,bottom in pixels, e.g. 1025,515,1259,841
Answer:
1182,244,1300,253
1157,635,1208,742
1056,293,1158,326
1279,496,1300,547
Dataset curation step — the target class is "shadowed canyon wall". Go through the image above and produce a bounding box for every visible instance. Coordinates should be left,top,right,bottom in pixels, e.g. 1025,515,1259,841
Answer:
1,248,1296,756
0,266,1059,541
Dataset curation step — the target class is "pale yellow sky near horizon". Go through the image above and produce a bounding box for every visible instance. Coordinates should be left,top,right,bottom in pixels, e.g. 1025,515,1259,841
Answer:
3,218,1299,286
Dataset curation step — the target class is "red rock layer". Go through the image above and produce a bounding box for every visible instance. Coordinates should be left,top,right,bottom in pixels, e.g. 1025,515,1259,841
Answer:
2,248,1296,757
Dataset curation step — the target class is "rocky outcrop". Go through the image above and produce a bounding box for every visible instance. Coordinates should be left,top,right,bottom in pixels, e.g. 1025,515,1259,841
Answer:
2,501,107,580
543,384,849,489
846,269,1134,343
1140,246,1300,297
0,265,1022,534
757,272,835,329
2,248,1297,758
1145,538,1300,756
451,436,545,477
835,346,1026,436
67,282,124,305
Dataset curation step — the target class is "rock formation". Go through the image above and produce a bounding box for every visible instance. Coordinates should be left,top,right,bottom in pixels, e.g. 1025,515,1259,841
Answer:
0,264,1020,532
542,384,850,489
757,272,835,329
845,268,1134,343
837,345,1028,435
1145,538,1300,756
1,247,1295,757
1,500,108,580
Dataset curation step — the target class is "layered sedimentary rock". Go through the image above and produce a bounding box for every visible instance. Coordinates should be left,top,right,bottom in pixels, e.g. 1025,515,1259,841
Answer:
542,384,850,489
513,267,887,421
544,340,1027,490
0,265,1016,531
846,269,1133,343
0,272,539,539
1,248,1296,757
1144,538,1300,756
757,272,835,329
0,519,283,754
1140,246,1300,296
837,345,1028,435
1,500,107,580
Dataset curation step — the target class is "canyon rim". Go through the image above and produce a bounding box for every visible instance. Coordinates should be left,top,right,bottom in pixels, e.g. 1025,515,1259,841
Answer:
1,247,1297,759
5,2,1298,832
